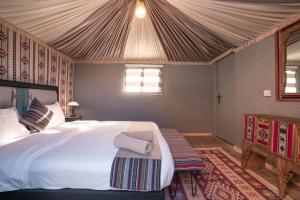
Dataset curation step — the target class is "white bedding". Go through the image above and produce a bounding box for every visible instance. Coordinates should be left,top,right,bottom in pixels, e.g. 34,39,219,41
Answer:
0,121,174,192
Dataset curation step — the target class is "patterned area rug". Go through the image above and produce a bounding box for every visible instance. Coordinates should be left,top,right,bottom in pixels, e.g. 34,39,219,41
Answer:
166,148,282,200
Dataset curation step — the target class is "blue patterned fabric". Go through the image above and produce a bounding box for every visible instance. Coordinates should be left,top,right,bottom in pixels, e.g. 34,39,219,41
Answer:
16,88,29,116
10,88,30,116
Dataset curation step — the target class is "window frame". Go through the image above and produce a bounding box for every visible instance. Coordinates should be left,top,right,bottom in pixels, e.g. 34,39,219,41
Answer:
123,65,163,95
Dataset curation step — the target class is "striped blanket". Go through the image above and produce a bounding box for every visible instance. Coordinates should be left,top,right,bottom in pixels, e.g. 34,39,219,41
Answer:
161,129,204,171
110,123,162,191
110,157,161,191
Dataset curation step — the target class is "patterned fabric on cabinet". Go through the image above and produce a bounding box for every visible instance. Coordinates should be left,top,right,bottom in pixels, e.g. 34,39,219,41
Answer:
255,118,271,149
244,115,256,144
272,121,295,160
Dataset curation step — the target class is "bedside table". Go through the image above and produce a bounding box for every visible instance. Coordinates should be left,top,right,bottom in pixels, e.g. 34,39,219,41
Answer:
65,116,81,122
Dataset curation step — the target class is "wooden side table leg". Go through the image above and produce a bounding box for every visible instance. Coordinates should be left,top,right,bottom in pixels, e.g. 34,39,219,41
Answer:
277,157,290,198
190,171,197,197
170,171,179,198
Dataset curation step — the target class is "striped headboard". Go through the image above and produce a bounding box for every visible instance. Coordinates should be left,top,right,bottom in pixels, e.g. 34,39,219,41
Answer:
0,80,58,116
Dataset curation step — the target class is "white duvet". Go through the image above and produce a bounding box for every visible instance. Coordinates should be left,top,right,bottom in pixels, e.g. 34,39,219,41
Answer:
0,121,174,192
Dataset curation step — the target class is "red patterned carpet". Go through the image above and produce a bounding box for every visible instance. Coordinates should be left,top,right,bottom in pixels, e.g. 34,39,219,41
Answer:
166,148,282,200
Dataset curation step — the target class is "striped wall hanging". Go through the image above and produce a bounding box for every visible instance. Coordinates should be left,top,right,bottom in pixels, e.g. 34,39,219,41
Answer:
0,22,75,116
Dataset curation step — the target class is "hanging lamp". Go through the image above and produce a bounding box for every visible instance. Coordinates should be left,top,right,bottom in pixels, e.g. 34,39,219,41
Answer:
135,0,146,19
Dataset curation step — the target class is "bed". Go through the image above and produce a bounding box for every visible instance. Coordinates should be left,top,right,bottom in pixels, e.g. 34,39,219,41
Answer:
0,80,174,200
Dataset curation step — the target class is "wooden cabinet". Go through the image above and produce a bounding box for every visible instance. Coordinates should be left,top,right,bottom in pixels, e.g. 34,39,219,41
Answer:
242,114,300,197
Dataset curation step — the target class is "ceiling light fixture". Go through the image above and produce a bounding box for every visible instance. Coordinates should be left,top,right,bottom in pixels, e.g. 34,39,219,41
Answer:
135,0,146,19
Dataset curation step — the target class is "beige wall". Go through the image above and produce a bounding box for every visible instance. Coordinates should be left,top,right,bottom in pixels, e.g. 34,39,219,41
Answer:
73,34,300,143
74,64,216,132
217,35,300,146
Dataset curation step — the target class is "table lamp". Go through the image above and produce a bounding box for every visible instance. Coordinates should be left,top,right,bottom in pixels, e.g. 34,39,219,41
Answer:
67,101,79,117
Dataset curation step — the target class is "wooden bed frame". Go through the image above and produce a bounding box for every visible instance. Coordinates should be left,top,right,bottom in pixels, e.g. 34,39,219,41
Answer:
0,80,166,200
0,189,165,200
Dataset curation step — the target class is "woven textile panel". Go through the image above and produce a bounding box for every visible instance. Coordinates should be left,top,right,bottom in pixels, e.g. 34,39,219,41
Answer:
272,121,295,160
11,88,30,116
255,118,271,149
244,115,256,144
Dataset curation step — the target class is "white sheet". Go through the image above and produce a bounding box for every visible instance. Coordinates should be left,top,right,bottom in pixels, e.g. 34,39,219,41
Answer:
0,121,174,192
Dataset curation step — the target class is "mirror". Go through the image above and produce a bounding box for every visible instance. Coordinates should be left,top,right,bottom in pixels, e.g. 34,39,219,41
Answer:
277,20,300,101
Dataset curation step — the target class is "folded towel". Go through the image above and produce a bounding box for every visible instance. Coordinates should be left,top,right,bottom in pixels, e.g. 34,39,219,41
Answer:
114,134,152,154
121,131,153,142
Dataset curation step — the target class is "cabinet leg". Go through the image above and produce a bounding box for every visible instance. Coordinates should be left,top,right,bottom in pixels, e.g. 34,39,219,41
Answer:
190,171,197,196
241,147,249,169
277,157,290,198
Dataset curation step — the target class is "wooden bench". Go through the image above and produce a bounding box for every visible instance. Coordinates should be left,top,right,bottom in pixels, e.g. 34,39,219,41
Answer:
160,129,204,197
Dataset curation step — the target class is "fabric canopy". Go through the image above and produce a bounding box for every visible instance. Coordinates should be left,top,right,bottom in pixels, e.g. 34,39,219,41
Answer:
123,8,167,62
0,0,300,64
0,0,108,42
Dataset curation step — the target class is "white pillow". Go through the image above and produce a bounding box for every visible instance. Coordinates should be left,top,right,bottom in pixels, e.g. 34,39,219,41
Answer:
46,102,65,128
0,107,30,146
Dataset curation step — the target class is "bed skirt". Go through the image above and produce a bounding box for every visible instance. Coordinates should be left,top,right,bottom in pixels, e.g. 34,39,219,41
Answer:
0,189,165,200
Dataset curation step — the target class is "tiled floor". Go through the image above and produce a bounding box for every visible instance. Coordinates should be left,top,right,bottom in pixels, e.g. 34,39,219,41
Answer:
184,135,300,200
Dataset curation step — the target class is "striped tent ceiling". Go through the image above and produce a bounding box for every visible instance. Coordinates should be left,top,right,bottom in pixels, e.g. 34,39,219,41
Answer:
0,0,300,65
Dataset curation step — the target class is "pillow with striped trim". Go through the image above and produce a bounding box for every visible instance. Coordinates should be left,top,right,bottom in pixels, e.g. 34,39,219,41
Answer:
20,98,53,132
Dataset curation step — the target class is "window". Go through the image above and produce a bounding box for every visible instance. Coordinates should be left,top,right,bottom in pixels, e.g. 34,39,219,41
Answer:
285,66,298,93
125,65,163,94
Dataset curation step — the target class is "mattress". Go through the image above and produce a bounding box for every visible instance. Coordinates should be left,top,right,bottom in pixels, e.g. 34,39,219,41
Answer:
0,121,174,192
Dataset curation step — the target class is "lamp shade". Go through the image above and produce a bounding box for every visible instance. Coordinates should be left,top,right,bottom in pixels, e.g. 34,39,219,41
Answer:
67,101,79,107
